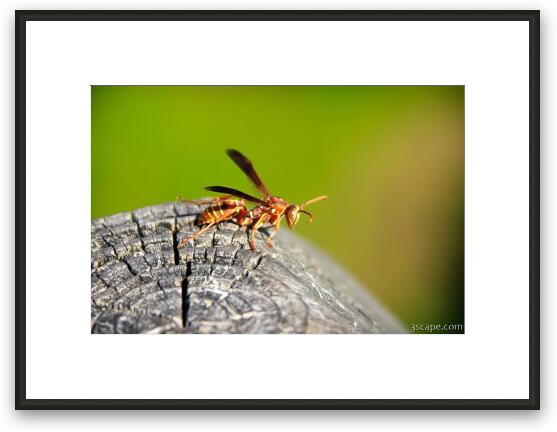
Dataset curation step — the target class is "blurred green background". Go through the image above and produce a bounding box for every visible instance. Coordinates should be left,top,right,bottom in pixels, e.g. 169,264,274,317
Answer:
92,86,464,332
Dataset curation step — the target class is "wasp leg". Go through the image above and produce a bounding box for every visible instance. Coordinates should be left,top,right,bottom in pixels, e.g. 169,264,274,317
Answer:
177,195,233,206
236,216,253,227
235,207,253,228
266,219,281,248
177,222,216,249
249,214,269,251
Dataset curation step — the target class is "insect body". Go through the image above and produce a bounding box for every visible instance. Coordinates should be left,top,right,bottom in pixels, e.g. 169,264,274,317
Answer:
178,149,327,251
197,197,247,226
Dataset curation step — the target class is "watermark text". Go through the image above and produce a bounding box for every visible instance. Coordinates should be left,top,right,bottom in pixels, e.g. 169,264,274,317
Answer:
411,323,464,333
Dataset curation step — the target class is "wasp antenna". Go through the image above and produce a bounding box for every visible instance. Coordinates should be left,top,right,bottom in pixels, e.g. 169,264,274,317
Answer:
299,210,314,223
300,195,328,209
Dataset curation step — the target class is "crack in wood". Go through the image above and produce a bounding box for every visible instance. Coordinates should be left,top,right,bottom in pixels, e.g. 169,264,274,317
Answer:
182,262,192,328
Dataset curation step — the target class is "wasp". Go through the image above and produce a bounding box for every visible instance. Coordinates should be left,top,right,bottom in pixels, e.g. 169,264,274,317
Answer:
177,149,327,251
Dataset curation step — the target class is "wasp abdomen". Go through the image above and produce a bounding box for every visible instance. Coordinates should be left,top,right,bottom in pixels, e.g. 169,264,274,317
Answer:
198,200,245,225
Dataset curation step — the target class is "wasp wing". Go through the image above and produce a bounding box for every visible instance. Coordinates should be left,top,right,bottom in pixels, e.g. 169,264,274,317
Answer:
205,186,267,205
226,149,271,197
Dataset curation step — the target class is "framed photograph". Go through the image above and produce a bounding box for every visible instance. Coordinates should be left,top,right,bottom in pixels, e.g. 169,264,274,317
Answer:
15,10,539,409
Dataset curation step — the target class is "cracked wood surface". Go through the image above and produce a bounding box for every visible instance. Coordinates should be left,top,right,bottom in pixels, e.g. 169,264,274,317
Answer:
91,201,406,334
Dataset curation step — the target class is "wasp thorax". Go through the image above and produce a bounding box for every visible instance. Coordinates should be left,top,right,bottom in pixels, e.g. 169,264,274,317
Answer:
285,205,301,229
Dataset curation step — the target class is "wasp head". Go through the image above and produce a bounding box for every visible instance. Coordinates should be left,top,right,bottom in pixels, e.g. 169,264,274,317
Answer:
285,205,301,229
284,196,327,229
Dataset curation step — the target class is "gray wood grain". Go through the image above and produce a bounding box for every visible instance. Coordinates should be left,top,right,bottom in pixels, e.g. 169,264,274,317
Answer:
91,201,406,334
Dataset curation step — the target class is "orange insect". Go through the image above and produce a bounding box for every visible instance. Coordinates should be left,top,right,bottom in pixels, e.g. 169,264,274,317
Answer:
177,149,327,251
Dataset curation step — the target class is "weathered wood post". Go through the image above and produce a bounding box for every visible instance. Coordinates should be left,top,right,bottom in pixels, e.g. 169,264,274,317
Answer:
91,201,406,334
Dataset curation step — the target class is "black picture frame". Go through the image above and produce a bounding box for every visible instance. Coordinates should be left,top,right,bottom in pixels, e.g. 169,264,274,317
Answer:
15,9,540,410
